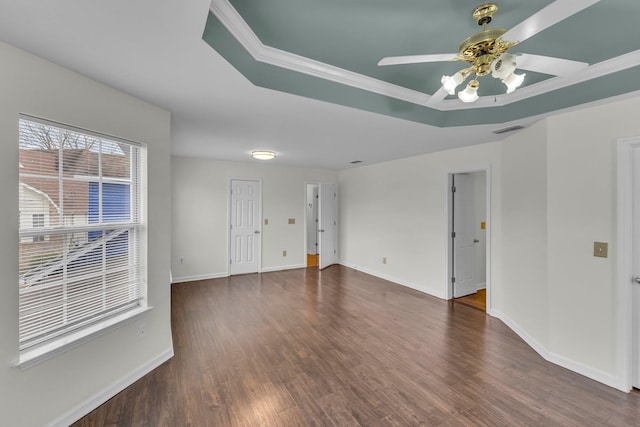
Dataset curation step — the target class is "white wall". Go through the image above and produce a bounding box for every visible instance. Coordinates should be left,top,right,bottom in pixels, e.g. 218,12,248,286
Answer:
0,43,173,426
338,142,502,299
338,94,640,390
546,96,640,381
497,121,549,349
171,157,337,281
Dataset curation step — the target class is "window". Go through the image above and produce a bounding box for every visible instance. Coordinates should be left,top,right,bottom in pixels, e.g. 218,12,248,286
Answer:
18,116,145,361
32,214,45,242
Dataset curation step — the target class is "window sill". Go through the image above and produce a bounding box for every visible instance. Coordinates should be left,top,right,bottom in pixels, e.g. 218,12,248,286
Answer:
17,306,154,370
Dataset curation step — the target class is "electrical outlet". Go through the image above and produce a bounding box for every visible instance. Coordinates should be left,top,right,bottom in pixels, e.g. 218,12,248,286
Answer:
179,256,184,263
283,250,287,257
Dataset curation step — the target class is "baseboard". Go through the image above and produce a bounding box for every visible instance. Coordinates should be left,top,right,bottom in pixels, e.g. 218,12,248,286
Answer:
476,282,486,290
48,346,174,427
338,261,447,300
171,272,229,284
261,263,306,273
491,310,622,391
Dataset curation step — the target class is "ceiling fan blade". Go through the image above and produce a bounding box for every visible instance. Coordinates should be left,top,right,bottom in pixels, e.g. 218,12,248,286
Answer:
502,0,601,43
426,87,450,106
378,53,458,66
516,54,588,77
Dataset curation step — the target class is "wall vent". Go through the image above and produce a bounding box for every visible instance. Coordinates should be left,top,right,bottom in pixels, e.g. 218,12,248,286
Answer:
492,124,525,135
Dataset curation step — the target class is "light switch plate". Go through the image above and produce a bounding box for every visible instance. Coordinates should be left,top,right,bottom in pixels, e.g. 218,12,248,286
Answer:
288,218,295,224
594,242,608,258
264,218,268,225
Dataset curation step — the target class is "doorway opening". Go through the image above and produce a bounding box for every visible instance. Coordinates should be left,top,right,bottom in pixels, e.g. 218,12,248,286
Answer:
447,169,491,312
305,182,338,269
306,183,319,267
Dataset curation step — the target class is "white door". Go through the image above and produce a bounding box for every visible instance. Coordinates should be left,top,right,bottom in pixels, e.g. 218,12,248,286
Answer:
318,182,337,269
229,180,261,275
453,174,477,298
306,184,319,255
633,147,640,387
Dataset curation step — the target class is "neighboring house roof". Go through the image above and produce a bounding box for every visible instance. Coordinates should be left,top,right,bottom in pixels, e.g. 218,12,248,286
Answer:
19,149,130,213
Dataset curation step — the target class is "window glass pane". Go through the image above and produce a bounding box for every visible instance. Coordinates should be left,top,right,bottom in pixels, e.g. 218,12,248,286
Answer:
102,140,131,180
18,117,143,353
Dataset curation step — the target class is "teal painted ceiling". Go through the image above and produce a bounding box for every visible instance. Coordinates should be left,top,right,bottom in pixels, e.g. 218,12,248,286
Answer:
203,0,640,127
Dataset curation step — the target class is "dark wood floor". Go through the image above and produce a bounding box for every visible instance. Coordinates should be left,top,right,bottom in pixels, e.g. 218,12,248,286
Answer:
73,265,640,426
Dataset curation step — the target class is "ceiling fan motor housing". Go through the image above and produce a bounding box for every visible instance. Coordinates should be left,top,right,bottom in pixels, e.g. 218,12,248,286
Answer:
459,28,509,61
472,3,499,26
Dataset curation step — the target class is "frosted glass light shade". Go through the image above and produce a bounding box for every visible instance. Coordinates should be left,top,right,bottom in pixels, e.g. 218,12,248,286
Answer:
491,53,517,80
251,150,276,160
502,72,526,94
441,72,465,95
458,80,479,103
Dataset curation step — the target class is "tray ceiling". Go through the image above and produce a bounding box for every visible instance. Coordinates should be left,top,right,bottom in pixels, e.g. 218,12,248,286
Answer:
203,0,640,126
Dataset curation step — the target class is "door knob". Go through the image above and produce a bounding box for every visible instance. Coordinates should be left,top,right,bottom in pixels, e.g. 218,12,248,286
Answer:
319,229,325,233
254,230,260,234
635,276,640,284
473,239,480,243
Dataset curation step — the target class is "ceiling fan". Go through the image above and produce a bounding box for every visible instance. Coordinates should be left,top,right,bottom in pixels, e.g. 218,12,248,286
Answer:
378,1,599,104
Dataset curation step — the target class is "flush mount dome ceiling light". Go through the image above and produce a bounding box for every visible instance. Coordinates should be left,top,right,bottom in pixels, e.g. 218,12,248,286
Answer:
251,150,276,160
378,2,593,104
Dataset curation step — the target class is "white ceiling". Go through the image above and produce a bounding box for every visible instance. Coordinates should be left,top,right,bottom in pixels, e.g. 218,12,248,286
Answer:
0,0,630,169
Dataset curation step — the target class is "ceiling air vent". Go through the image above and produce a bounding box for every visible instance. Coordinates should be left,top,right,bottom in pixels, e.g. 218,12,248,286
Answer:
492,124,525,135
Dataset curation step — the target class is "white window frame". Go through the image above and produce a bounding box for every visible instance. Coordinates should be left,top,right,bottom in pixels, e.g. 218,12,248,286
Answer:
17,115,150,368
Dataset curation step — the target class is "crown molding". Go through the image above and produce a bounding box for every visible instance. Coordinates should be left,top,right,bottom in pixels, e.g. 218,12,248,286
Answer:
209,0,640,111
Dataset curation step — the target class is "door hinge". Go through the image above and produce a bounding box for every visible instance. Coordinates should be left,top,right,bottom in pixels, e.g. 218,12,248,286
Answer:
451,186,456,193
230,224,233,229
451,231,456,238
230,259,232,264
451,277,456,283
334,193,336,197
334,250,336,254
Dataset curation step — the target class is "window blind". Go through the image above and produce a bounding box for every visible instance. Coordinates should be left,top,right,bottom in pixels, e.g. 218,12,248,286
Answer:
18,116,144,352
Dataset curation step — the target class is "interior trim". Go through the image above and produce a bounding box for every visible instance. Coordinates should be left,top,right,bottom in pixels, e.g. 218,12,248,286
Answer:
209,0,640,111
46,347,174,427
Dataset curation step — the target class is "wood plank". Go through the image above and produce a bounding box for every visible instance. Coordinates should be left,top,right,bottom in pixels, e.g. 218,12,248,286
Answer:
72,266,640,426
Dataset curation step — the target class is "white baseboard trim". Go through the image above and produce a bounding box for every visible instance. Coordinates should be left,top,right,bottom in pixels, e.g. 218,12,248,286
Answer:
476,282,486,290
172,264,309,282
338,261,447,300
261,263,306,273
48,346,174,427
171,272,229,284
491,310,622,391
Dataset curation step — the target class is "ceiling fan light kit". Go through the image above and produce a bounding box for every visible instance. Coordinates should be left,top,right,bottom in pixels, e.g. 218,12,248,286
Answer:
449,3,523,102
378,2,549,104
458,79,480,103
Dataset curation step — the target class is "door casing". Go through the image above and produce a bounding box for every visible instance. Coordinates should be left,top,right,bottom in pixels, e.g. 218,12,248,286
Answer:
304,181,337,270
446,167,492,312
616,136,640,392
